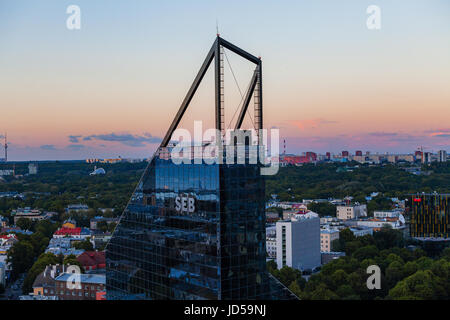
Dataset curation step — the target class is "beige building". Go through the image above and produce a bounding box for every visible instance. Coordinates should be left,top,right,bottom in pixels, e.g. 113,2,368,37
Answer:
336,204,367,221
320,229,340,252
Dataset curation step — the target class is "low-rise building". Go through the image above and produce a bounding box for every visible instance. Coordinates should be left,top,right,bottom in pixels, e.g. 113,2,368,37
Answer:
32,264,65,297
77,251,105,272
266,226,277,259
90,216,119,230
336,204,367,221
53,227,91,239
0,261,5,287
320,229,340,252
54,273,106,300
373,210,401,219
355,218,404,230
349,226,374,237
65,204,89,214
12,207,56,224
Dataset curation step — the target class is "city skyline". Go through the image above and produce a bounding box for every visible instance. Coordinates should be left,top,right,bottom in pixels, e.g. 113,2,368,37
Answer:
1,0,449,160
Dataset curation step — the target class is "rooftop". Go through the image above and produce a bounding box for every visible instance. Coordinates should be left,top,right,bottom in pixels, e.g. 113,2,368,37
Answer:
55,273,106,285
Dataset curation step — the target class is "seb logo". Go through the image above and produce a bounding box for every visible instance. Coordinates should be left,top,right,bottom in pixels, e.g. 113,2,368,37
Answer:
175,195,196,213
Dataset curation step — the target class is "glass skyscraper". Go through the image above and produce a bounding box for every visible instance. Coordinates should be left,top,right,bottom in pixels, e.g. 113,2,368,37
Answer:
106,141,296,300
106,36,297,300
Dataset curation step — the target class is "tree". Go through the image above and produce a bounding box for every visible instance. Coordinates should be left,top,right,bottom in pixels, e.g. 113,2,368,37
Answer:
353,245,379,261
7,241,35,279
385,261,404,288
72,238,94,251
15,218,33,231
276,266,302,287
309,283,339,300
288,280,303,299
307,202,336,217
389,270,446,300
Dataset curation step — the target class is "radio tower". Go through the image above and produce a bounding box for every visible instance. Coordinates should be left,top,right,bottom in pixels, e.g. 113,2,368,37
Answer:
3,133,7,162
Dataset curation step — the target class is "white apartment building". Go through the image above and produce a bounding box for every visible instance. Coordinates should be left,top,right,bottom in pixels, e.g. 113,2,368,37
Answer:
438,150,447,162
276,213,321,271
373,210,401,219
266,226,277,259
356,219,404,230
320,229,340,252
336,204,367,221
349,227,373,237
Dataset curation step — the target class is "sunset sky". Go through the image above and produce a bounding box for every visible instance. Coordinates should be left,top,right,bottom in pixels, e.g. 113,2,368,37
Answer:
0,0,449,160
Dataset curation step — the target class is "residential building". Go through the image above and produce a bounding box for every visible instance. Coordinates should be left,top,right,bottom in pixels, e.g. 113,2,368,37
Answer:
373,210,401,219
422,152,432,164
349,226,374,237
320,229,339,252
32,264,65,296
266,226,277,259
77,251,105,271
336,204,367,220
65,204,89,214
0,261,5,287
28,163,38,175
54,273,106,300
355,218,404,230
53,227,91,239
90,216,119,230
276,214,321,271
438,150,447,162
0,216,8,228
12,207,56,224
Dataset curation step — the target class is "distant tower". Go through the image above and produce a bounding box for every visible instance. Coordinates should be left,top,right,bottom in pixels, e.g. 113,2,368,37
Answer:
4,133,7,162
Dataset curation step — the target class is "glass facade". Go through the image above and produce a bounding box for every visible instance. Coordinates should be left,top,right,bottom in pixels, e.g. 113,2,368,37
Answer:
106,142,295,300
409,193,450,239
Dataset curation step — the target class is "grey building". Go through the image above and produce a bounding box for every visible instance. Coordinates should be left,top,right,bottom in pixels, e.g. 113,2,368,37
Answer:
276,214,321,271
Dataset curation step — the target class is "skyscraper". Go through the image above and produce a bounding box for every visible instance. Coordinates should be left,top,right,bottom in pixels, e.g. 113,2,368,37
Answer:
106,36,296,300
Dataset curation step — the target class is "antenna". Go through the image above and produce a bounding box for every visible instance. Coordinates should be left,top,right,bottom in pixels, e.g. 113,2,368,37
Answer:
216,19,220,37
4,133,7,162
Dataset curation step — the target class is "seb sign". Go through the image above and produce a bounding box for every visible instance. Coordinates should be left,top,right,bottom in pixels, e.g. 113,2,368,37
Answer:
175,194,196,213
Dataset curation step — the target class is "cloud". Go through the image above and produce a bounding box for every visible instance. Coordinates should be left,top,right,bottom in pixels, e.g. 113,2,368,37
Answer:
40,144,57,150
68,135,82,143
432,133,450,138
66,144,85,150
82,132,162,147
368,132,398,137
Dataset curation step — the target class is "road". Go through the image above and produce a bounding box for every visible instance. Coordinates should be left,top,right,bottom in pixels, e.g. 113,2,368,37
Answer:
1,273,26,300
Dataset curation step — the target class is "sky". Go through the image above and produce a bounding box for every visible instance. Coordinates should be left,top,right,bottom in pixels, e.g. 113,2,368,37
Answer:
0,0,449,160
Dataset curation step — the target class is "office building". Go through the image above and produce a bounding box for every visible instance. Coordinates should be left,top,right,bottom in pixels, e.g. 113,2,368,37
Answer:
438,150,447,162
409,193,450,239
106,36,296,300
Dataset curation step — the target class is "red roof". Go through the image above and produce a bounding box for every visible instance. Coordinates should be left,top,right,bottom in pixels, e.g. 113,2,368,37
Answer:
77,251,106,269
55,227,81,236
0,234,17,240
